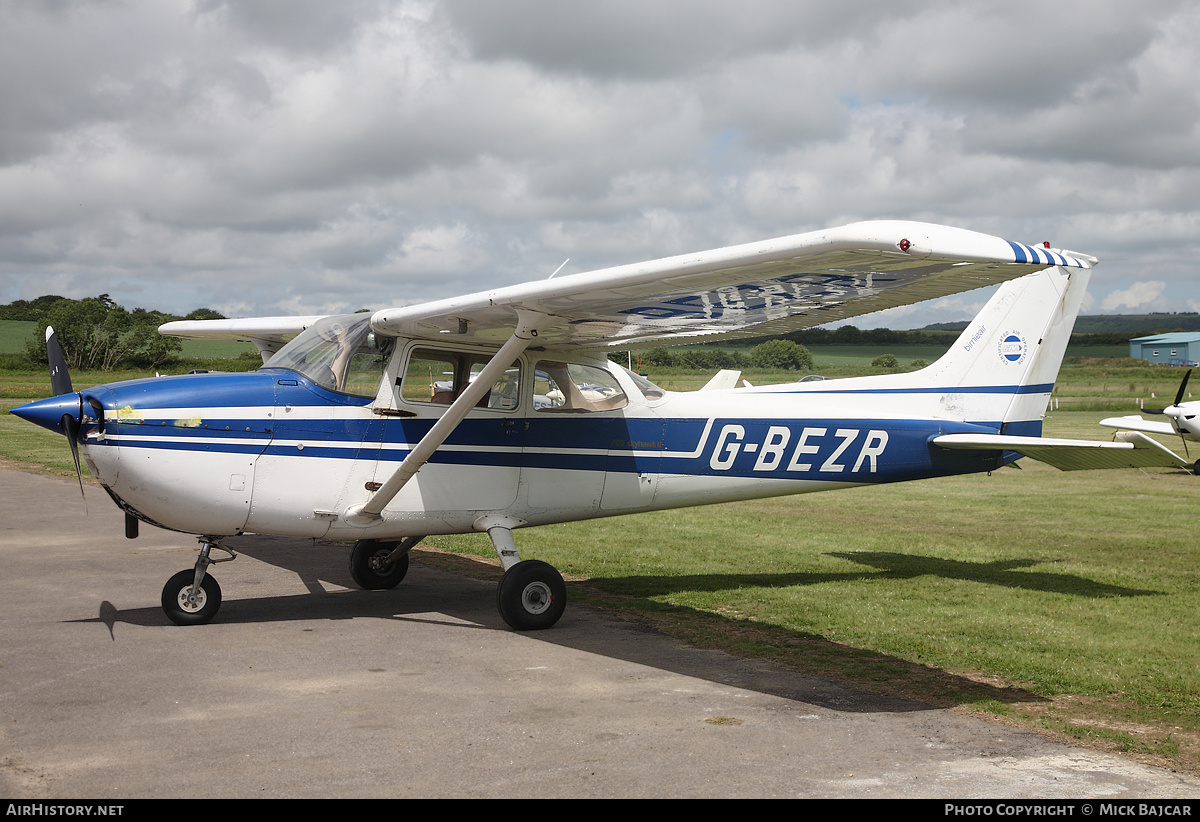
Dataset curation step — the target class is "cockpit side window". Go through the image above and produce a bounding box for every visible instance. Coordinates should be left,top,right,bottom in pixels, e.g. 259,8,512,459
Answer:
400,348,521,411
262,314,393,398
342,338,395,397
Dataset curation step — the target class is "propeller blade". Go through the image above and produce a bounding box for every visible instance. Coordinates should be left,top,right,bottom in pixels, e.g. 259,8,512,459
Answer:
46,326,72,397
60,413,88,513
24,327,88,511
1144,371,1192,414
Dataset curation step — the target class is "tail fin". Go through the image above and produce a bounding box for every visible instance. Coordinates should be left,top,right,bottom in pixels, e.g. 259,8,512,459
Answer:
921,263,1092,434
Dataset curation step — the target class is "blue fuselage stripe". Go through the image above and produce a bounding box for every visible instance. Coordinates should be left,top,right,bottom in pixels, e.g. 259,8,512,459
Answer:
94,413,1020,484
80,371,1034,485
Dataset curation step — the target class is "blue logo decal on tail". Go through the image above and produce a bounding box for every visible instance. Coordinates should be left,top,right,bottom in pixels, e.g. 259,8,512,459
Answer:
998,332,1027,365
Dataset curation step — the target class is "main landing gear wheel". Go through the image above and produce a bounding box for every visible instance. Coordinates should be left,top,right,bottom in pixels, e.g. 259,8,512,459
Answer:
161,570,222,626
497,559,566,631
350,540,410,590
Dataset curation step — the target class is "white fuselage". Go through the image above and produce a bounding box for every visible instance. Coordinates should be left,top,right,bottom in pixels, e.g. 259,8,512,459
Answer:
77,346,1022,541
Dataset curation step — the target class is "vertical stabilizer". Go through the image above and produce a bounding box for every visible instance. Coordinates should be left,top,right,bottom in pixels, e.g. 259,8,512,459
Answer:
920,264,1092,432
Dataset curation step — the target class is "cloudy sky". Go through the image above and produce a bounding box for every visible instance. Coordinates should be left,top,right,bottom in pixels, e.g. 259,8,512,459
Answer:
1,0,1197,328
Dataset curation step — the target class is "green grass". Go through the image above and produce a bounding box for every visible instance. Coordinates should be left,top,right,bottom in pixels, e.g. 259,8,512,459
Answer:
426,435,1200,706
416,427,1200,770
0,320,36,353
4,357,1200,771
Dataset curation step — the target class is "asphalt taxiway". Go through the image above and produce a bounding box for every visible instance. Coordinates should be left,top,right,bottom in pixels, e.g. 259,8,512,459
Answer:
1,468,1197,799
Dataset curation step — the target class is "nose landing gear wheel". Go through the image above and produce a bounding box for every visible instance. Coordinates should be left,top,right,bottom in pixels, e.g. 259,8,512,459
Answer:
161,570,222,626
497,559,566,630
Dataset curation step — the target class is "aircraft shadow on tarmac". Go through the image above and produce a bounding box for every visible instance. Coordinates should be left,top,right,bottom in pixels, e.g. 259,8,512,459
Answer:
61,534,1086,717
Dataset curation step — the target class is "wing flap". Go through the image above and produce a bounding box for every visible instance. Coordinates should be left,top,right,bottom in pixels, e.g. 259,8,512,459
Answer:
933,431,1189,471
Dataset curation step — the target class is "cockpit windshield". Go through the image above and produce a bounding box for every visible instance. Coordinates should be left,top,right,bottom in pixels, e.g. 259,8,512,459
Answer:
261,314,393,397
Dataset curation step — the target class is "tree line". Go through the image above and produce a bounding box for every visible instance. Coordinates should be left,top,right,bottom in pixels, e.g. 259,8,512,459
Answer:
6,294,226,370
756,325,1145,348
634,339,814,371
0,293,1155,374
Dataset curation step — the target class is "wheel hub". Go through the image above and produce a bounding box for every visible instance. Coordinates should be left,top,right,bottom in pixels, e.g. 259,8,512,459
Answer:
521,581,554,615
177,585,206,613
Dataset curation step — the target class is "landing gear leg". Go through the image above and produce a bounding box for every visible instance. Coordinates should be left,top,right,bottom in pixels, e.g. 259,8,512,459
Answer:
487,525,566,631
161,538,236,626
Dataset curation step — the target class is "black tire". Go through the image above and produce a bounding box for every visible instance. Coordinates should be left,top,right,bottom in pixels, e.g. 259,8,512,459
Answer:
497,560,566,630
161,570,222,626
349,540,409,590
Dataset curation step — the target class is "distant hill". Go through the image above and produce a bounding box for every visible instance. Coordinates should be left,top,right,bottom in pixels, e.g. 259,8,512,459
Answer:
922,313,1200,335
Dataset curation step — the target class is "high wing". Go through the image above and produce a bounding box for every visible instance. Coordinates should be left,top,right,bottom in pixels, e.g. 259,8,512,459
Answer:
367,220,1094,350
159,315,327,360
933,431,1190,471
158,221,1092,353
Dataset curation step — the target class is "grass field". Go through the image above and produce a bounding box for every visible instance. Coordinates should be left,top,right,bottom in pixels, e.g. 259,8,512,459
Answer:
2,357,1198,772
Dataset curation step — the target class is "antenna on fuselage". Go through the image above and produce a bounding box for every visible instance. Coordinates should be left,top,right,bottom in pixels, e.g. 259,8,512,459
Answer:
548,259,570,279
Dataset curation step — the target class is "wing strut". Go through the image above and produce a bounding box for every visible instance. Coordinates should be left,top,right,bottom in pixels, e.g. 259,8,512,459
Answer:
343,309,552,527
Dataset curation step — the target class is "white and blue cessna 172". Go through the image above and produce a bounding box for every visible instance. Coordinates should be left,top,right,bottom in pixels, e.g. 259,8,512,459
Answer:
11,220,1191,629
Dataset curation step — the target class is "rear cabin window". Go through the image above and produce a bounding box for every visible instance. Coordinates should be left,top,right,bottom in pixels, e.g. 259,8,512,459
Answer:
623,367,666,401
400,348,521,411
534,361,628,413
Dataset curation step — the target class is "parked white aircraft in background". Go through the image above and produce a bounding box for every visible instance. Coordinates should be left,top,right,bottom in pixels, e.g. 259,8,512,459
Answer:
1101,369,1200,464
12,221,1189,629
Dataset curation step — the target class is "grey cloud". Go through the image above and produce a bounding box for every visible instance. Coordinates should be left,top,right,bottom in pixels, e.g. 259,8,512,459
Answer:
193,0,391,56
0,0,1197,322
860,1,1168,110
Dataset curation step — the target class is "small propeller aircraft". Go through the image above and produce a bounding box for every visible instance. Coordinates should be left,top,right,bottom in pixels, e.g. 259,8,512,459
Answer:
11,220,1190,629
1100,369,1200,465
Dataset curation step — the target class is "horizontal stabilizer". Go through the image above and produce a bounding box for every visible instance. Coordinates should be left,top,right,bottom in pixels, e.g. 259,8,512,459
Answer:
1098,415,1177,437
932,431,1190,471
